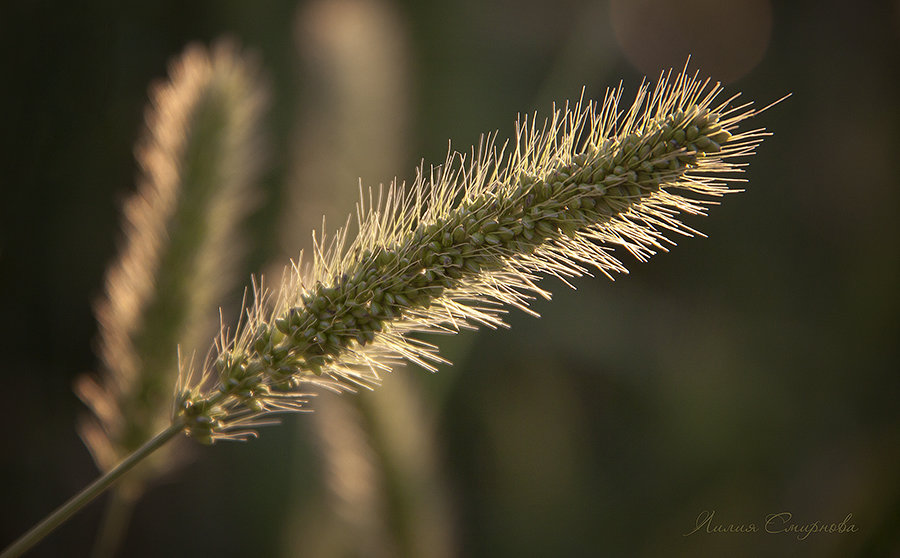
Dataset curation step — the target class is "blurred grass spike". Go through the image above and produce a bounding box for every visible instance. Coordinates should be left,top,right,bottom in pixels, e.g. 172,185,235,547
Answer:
176,64,776,443
72,39,269,555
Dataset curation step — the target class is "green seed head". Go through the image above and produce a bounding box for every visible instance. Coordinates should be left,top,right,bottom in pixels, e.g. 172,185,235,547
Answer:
176,65,774,443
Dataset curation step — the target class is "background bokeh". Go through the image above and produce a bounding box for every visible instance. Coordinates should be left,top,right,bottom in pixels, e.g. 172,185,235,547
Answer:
1,0,898,556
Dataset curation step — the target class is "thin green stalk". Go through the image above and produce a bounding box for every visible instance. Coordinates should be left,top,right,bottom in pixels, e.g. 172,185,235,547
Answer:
0,422,184,558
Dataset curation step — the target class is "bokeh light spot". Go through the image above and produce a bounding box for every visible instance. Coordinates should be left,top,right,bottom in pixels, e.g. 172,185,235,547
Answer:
610,0,772,83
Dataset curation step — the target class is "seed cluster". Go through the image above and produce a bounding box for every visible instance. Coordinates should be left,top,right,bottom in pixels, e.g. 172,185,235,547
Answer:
175,72,764,443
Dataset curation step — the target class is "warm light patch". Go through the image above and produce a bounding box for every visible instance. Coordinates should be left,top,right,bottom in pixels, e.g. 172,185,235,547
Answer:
611,0,772,83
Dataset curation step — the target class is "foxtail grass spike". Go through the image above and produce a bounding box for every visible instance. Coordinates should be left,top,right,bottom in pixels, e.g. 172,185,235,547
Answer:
75,40,268,480
176,66,772,444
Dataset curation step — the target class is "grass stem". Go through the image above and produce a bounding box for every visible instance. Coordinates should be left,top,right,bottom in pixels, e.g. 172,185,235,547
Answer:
0,422,184,558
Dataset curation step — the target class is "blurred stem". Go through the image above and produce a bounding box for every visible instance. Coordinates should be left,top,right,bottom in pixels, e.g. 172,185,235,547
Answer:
0,422,184,558
90,487,138,558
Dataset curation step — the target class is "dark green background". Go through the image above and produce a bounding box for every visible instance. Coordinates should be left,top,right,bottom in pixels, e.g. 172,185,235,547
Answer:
1,0,898,556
